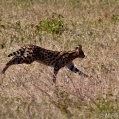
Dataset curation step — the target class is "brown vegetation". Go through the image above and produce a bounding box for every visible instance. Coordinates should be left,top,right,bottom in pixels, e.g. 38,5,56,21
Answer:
0,0,119,119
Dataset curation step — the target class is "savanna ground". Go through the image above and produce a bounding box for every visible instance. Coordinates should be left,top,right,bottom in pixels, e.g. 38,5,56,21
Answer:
0,0,119,119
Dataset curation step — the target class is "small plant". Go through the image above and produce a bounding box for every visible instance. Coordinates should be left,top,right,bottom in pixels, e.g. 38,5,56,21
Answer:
38,13,64,34
112,14,119,22
97,96,119,114
52,86,73,117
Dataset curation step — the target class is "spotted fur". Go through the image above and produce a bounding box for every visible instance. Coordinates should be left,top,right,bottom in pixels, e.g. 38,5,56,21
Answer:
2,44,88,83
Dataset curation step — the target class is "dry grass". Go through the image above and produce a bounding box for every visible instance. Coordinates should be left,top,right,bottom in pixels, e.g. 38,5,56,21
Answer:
0,0,119,119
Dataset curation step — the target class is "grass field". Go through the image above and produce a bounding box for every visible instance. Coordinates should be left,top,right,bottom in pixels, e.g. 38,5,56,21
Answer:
0,0,119,119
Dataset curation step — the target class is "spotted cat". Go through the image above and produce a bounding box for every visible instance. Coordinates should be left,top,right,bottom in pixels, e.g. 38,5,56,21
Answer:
2,44,88,83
